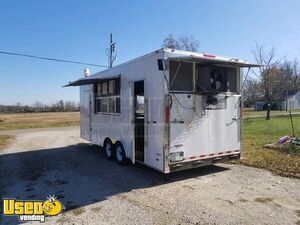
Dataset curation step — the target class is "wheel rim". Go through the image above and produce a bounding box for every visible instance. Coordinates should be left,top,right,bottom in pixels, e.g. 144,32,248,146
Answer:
116,146,123,162
105,143,112,157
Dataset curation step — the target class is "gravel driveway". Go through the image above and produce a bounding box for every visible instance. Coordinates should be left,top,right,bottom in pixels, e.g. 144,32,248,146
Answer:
0,127,299,225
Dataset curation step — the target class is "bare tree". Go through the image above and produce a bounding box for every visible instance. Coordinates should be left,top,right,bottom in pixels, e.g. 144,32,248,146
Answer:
15,102,22,113
280,59,300,92
292,59,300,88
64,100,77,111
243,78,261,107
58,100,64,111
163,33,200,52
32,101,44,112
252,43,282,120
163,33,177,49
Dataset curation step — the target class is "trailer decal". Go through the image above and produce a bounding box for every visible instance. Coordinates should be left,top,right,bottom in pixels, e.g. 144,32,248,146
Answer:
182,150,241,162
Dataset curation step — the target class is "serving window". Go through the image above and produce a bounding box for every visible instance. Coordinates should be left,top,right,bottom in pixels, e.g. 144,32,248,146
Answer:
169,60,193,92
94,77,121,114
196,65,238,93
169,60,239,94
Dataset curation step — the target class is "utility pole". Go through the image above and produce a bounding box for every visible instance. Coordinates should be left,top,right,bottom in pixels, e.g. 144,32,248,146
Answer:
108,33,116,68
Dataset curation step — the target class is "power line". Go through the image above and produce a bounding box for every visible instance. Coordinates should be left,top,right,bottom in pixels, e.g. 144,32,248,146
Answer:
0,50,108,68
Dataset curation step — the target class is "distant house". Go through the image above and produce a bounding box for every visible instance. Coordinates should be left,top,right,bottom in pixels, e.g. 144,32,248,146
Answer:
280,91,300,110
255,101,280,111
254,101,266,111
254,91,300,111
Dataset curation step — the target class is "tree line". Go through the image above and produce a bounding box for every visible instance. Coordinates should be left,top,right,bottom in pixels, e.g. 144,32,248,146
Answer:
243,44,300,119
0,100,79,113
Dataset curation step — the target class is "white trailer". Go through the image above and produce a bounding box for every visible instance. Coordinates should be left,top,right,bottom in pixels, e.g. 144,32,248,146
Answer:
65,48,259,173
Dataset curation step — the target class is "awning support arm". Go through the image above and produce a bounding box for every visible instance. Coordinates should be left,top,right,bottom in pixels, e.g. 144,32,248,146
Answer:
241,67,251,91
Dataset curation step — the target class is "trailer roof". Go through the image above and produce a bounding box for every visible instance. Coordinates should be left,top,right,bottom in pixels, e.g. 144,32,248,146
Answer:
64,48,260,87
165,48,261,67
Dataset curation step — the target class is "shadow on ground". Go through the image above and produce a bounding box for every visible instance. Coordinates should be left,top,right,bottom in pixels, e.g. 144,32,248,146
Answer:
0,144,228,224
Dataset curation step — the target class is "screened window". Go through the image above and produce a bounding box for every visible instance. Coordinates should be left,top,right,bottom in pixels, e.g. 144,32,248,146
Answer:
101,98,108,112
102,82,108,95
96,83,102,97
169,60,193,92
109,80,115,94
109,98,116,113
95,77,121,114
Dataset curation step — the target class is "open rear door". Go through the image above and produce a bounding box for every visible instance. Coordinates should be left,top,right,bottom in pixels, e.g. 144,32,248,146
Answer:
80,85,92,141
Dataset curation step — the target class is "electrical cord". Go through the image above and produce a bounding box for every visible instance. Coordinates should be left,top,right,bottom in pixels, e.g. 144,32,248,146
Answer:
0,50,107,68
163,68,214,121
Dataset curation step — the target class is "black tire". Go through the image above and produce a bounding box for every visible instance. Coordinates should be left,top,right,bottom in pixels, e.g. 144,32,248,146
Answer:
103,138,115,160
114,141,127,165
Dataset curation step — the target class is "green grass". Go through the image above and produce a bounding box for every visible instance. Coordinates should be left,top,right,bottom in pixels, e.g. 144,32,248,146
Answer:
0,112,80,130
243,108,300,118
0,135,14,151
236,115,300,178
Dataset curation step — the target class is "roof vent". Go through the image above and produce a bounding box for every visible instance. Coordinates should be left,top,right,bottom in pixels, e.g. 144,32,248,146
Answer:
203,53,216,58
83,68,90,77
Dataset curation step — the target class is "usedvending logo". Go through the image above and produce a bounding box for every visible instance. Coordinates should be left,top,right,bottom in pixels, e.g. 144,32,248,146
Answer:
2,195,64,223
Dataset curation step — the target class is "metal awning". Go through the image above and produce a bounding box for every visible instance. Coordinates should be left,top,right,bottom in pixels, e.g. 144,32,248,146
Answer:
168,55,261,67
64,74,120,87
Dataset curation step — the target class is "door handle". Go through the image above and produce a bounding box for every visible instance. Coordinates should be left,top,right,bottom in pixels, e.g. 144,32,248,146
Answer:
232,116,240,121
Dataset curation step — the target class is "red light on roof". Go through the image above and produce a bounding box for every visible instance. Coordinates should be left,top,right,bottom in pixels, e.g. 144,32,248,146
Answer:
203,53,216,58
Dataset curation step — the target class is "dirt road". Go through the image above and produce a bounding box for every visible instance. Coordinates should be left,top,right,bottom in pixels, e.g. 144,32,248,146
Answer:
0,128,299,225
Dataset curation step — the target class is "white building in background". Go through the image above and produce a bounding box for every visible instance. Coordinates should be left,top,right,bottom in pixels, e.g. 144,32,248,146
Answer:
281,91,300,110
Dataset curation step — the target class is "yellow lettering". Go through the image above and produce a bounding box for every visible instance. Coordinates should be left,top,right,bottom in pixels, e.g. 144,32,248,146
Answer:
34,202,43,215
14,201,24,215
24,202,34,215
3,199,15,215
3,199,44,216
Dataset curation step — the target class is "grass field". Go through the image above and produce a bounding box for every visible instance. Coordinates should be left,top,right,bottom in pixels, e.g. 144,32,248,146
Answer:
0,135,14,151
0,112,80,130
237,115,300,178
243,108,300,118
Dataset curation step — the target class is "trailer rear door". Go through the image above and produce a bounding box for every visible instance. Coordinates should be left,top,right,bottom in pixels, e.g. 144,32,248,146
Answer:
207,95,241,156
80,85,92,141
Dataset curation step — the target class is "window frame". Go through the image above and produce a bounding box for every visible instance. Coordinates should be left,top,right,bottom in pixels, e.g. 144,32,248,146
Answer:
168,60,240,94
168,60,195,93
94,77,121,115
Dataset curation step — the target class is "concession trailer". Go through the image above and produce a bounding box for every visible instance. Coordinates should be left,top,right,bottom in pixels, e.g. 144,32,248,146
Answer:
65,48,259,173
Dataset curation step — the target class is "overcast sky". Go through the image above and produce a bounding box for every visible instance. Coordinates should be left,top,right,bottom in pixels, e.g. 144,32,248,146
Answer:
0,0,299,105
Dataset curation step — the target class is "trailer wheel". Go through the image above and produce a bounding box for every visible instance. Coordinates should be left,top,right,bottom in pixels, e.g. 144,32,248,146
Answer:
103,138,115,160
115,141,127,165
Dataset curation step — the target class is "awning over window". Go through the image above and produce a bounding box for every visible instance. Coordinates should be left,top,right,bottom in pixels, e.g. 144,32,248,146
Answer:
64,74,120,87
168,55,261,68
